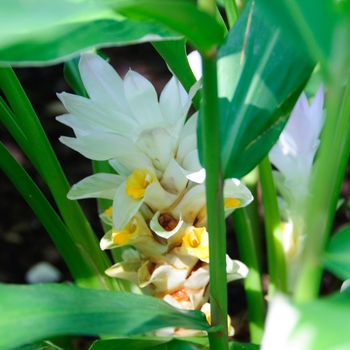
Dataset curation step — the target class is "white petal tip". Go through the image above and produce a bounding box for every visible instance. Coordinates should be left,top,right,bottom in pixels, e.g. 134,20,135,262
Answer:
186,168,206,183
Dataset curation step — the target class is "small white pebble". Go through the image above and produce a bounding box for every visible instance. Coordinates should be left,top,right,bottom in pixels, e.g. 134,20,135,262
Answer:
25,262,62,284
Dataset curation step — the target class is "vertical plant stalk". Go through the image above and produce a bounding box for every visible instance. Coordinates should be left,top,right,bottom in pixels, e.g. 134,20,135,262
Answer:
242,168,263,268
259,157,287,295
232,207,265,344
294,76,350,302
0,67,120,291
224,0,239,28
201,53,229,349
197,0,228,346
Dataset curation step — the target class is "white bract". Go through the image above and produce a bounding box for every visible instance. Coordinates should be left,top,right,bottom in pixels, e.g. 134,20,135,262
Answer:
269,84,324,199
58,52,253,334
269,85,325,291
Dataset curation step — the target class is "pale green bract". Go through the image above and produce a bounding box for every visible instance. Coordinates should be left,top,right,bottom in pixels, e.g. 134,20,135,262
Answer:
57,52,252,336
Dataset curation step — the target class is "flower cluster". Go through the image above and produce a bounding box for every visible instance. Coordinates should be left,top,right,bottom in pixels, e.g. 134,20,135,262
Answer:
269,84,325,291
57,53,252,334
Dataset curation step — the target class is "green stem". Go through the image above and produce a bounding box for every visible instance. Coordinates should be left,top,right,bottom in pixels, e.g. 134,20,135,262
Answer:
0,66,121,291
223,0,239,28
294,77,350,302
242,168,263,268
201,53,228,350
259,157,287,295
232,208,265,344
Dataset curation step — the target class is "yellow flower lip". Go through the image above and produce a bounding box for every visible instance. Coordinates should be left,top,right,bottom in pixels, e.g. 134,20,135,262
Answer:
113,217,139,245
104,206,113,217
224,198,241,209
126,168,156,199
182,226,209,262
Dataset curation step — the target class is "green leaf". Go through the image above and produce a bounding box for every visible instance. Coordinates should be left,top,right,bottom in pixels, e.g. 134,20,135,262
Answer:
0,284,210,350
18,338,72,350
17,343,58,350
263,290,350,350
0,0,180,66
204,1,314,178
259,0,350,76
90,337,208,350
323,225,350,280
117,0,225,52
0,0,225,66
229,341,260,350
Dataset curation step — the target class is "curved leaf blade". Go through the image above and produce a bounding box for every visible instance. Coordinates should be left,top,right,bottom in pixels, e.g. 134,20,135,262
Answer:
117,0,225,52
90,337,207,350
220,1,314,178
0,0,180,66
0,284,209,350
259,0,350,71
323,225,350,280
198,1,314,179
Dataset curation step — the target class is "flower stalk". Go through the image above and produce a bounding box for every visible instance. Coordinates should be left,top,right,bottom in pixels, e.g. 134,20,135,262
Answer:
259,157,287,295
232,207,265,344
200,52,229,349
223,0,239,28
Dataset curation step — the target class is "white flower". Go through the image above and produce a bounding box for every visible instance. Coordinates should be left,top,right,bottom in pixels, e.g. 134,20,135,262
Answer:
57,52,252,316
269,84,325,218
269,84,324,200
57,52,201,177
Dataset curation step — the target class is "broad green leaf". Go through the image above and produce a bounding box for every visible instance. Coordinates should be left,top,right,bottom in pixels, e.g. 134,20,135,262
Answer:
117,0,226,52
17,343,59,350
0,0,225,66
149,340,200,350
90,337,207,350
18,338,73,350
323,225,350,280
198,1,314,178
0,0,180,66
259,0,350,77
229,341,260,350
262,290,350,350
0,284,210,350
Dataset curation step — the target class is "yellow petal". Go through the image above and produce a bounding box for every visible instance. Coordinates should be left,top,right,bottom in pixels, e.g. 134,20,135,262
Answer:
126,168,156,199
181,226,209,262
113,216,139,245
224,198,241,209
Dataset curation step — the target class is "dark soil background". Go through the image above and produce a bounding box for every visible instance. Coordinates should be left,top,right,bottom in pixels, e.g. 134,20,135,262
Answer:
0,43,349,347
